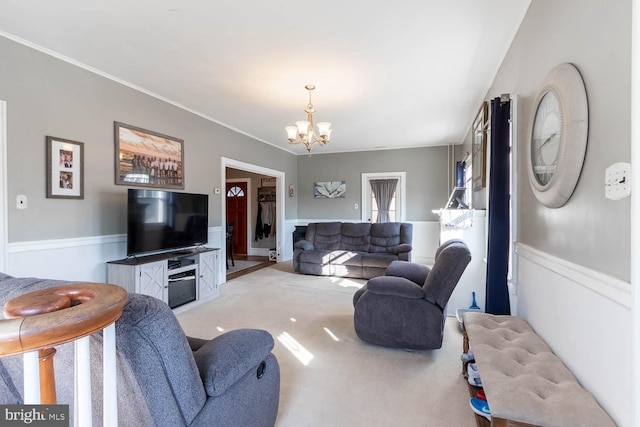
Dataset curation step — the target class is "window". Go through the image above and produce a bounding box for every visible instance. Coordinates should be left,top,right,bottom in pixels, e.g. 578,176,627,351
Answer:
227,186,245,197
370,181,398,222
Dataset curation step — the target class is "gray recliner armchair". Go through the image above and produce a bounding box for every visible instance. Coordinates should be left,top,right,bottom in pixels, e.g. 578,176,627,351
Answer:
353,240,471,349
0,273,280,426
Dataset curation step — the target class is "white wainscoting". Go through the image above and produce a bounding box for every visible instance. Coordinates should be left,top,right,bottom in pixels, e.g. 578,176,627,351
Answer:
407,220,441,265
515,243,631,427
280,220,297,260
8,227,226,285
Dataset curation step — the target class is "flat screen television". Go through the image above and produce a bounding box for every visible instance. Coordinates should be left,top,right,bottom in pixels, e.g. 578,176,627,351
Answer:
127,189,209,256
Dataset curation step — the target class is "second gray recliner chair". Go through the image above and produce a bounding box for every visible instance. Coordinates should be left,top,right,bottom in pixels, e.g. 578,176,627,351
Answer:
353,239,471,349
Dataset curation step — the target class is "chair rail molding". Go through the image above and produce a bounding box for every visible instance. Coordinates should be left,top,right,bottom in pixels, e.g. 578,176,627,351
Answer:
515,242,631,309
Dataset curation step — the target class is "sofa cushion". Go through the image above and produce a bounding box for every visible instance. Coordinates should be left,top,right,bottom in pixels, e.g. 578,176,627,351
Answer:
312,222,343,250
369,223,402,253
330,251,363,266
362,253,400,268
299,249,334,265
340,223,371,252
385,260,430,286
333,264,364,278
299,261,334,276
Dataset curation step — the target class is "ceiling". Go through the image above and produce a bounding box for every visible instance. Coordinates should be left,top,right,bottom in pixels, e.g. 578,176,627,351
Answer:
0,1,531,155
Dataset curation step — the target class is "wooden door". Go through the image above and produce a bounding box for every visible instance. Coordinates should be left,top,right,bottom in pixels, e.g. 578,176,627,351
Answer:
226,182,248,255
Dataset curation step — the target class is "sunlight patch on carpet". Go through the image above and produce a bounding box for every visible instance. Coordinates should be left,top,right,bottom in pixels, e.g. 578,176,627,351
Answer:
278,332,314,366
323,327,340,342
329,276,365,289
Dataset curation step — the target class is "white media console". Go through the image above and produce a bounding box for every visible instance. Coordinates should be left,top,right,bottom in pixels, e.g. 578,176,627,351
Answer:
107,247,219,311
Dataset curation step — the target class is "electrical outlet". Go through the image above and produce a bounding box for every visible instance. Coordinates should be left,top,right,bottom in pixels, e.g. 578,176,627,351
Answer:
354,203,359,210
16,195,27,209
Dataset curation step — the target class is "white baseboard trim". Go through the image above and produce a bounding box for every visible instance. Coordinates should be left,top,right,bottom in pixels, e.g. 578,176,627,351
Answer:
515,242,631,309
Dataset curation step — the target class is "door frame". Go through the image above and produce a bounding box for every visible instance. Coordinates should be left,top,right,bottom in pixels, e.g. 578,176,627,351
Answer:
225,178,251,255
508,95,519,314
221,157,285,265
360,171,406,222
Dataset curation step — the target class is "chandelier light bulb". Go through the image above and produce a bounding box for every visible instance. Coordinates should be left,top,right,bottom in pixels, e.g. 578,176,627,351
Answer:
285,126,298,141
316,122,331,138
295,121,310,136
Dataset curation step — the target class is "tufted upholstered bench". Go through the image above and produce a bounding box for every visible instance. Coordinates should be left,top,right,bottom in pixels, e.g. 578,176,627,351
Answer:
462,312,615,427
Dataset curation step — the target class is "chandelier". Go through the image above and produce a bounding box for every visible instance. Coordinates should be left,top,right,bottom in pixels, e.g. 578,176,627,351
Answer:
285,84,332,154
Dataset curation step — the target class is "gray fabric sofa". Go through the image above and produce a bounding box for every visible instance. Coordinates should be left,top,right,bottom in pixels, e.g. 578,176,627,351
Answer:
293,222,413,279
0,273,280,427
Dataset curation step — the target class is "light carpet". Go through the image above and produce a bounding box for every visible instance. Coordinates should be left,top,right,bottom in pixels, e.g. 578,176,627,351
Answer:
177,263,475,427
225,259,263,274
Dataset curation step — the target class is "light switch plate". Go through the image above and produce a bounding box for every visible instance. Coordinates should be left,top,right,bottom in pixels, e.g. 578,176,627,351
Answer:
605,162,631,200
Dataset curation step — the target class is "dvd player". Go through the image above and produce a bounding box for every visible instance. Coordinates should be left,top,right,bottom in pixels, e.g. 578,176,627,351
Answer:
168,258,196,270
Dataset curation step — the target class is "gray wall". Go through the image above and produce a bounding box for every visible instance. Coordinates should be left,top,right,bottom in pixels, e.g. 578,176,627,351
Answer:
458,0,631,281
296,147,450,221
0,36,298,243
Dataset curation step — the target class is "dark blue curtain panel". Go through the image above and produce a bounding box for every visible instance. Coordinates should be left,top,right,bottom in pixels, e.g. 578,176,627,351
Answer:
485,97,511,315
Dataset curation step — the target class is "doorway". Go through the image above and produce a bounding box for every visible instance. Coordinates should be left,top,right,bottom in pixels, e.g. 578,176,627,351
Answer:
221,157,285,282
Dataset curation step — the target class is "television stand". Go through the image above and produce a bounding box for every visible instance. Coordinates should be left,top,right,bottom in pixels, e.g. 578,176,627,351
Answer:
107,247,220,311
